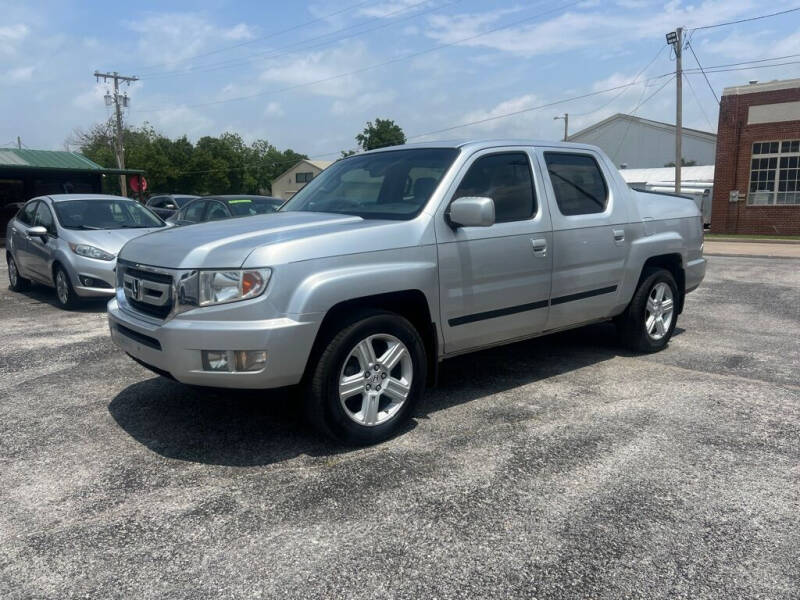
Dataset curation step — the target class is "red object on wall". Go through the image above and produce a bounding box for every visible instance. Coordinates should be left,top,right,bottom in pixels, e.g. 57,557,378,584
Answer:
711,79,800,236
129,174,148,193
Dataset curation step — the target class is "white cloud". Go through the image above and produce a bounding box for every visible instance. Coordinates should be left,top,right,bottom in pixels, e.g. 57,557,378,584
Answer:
149,105,214,137
264,101,285,117
258,42,370,98
454,94,544,137
424,1,790,58
330,90,396,115
127,13,255,68
359,0,432,19
0,23,30,54
72,82,110,111
7,65,33,82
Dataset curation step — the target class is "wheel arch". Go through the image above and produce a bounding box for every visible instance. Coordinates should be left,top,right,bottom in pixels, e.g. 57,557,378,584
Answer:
639,253,685,313
302,289,438,387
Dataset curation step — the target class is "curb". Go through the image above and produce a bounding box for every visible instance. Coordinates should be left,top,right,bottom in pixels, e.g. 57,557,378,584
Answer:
705,237,800,245
705,252,800,260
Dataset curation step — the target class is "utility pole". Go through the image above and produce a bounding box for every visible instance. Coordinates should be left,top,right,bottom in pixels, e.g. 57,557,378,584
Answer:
666,28,683,195
93,71,138,197
17,136,21,149
554,113,569,141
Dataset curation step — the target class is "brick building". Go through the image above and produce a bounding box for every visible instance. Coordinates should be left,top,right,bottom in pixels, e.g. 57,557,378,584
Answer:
711,78,800,235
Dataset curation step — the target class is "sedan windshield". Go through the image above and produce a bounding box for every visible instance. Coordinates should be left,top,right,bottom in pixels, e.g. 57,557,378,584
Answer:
281,148,459,220
53,199,165,230
226,197,282,216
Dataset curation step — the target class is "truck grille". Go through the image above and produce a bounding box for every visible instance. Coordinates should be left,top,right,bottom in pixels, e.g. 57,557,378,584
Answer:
121,265,174,319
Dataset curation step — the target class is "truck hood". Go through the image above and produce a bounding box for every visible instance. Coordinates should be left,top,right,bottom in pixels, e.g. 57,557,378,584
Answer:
118,212,386,269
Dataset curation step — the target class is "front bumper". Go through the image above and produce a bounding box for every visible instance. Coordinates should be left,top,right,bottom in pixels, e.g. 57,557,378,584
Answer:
107,298,319,389
69,255,117,298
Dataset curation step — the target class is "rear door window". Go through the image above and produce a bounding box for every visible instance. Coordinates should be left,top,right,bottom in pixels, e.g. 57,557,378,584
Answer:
453,152,536,223
206,202,230,221
544,152,609,215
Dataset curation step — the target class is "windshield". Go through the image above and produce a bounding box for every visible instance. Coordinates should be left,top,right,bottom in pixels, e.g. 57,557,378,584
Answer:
54,199,165,230
225,197,281,217
281,148,459,220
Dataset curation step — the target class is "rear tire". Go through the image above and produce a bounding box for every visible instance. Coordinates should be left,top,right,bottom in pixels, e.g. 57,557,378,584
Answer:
54,265,80,310
305,310,427,445
7,254,31,292
617,268,679,353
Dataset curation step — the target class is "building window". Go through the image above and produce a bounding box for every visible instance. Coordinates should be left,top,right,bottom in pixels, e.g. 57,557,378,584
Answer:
748,140,800,205
295,172,314,183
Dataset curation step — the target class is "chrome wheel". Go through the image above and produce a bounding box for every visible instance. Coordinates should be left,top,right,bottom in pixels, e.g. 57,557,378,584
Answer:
338,333,413,427
56,270,69,305
8,258,18,287
645,281,674,341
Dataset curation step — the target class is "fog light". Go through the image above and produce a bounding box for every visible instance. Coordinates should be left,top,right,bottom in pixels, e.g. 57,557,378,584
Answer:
203,350,229,371
234,350,267,372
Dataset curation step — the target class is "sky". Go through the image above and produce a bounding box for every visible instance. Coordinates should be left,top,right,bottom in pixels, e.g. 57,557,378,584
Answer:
1,0,799,160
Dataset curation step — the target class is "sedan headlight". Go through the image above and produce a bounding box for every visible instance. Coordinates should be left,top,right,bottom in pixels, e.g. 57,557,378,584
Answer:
69,243,115,261
177,268,271,311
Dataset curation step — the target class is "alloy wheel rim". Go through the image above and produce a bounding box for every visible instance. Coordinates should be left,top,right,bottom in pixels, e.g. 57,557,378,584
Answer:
9,260,17,286
645,282,674,341
338,333,413,427
56,271,69,304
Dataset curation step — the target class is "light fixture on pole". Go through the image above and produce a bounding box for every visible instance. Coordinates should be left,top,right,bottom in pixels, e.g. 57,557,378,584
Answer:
553,113,569,142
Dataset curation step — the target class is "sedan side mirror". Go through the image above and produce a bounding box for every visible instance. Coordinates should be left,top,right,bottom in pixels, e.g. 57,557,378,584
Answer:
27,225,49,240
448,196,495,228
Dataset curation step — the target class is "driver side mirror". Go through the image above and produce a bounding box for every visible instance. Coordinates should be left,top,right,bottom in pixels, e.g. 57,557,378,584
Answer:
27,225,49,240
448,196,495,228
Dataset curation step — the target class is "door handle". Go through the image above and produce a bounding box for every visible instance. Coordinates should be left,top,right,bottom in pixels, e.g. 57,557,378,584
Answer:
613,229,625,243
531,238,547,257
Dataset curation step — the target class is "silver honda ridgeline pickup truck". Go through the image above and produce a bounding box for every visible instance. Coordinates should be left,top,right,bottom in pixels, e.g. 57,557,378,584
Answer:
108,140,705,444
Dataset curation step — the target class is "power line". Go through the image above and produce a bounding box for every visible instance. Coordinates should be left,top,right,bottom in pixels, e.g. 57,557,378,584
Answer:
125,0,376,74
138,0,459,80
685,40,719,103
683,73,716,131
165,72,677,177
134,0,582,113
691,6,800,31
571,45,667,118
694,59,800,74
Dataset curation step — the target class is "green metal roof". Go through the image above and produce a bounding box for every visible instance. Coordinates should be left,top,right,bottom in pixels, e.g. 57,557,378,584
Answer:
0,148,143,174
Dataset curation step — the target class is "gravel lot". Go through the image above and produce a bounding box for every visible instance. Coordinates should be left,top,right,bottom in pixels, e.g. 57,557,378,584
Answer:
1,256,798,599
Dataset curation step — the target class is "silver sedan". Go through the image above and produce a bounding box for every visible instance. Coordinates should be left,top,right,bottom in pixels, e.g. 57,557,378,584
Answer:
5,194,168,308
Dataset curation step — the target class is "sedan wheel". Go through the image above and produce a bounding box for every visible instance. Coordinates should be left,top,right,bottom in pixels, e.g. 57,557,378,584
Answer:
338,334,413,427
54,266,79,309
7,255,31,292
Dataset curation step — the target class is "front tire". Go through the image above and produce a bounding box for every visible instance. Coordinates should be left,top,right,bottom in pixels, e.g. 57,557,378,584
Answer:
7,254,31,292
617,268,679,353
54,265,80,309
305,311,427,445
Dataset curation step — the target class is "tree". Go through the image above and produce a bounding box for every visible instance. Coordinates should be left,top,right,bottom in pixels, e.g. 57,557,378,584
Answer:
355,118,406,151
664,158,697,167
71,122,307,196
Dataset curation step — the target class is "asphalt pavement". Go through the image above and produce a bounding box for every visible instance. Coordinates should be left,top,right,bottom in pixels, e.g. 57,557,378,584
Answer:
0,256,798,599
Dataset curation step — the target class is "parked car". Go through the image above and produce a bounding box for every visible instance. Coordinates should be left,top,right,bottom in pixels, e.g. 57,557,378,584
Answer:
169,195,283,226
108,140,706,444
6,194,168,308
145,194,199,219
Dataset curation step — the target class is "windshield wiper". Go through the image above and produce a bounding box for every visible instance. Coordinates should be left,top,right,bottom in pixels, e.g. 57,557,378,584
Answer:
67,225,102,230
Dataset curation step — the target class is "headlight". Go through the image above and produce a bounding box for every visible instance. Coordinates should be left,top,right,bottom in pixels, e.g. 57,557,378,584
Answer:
177,268,271,310
69,243,115,261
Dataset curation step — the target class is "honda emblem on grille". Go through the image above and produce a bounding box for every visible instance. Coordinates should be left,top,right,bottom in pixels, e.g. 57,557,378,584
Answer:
131,277,142,300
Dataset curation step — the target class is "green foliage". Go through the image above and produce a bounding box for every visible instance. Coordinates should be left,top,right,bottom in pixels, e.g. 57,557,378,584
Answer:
354,118,406,151
73,120,307,196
